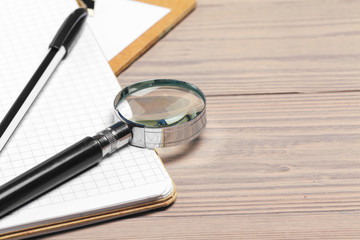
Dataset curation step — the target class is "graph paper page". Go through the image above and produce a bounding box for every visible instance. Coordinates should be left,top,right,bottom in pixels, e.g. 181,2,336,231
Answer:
0,0,172,232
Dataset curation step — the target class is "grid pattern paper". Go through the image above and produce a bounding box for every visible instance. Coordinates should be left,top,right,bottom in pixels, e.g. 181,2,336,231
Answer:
0,0,172,231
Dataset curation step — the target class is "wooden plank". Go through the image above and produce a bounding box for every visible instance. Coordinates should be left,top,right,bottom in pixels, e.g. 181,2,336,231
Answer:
118,0,360,95
43,92,360,239
40,213,360,239
159,92,360,215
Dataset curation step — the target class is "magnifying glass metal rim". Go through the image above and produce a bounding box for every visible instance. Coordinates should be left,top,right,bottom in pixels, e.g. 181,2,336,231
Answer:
113,79,207,148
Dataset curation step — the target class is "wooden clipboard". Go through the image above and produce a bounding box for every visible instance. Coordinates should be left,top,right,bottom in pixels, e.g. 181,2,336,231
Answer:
109,0,196,75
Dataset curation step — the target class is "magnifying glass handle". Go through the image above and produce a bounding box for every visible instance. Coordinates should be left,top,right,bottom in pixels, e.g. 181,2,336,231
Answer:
0,122,131,218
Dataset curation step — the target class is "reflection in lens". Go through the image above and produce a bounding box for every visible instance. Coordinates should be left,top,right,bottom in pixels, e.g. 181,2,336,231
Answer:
116,85,205,128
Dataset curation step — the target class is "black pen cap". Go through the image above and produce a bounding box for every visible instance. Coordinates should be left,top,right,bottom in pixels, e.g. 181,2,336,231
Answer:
49,8,88,58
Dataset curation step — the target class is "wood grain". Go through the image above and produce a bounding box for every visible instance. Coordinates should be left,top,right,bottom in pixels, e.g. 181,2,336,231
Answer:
40,214,360,239
43,0,360,239
158,92,360,217
118,0,360,96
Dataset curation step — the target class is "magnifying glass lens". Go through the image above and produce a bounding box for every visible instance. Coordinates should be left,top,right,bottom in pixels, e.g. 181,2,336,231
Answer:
116,84,205,128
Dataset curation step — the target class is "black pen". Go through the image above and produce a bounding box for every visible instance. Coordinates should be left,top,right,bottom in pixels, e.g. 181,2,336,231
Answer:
0,8,88,152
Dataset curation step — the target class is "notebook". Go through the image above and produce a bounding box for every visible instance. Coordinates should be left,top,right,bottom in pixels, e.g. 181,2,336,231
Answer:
0,0,176,238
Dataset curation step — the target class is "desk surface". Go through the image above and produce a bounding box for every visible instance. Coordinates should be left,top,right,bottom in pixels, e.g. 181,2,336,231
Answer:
45,0,360,239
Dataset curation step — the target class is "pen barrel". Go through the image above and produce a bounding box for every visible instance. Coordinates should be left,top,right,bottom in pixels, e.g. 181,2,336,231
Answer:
0,137,102,218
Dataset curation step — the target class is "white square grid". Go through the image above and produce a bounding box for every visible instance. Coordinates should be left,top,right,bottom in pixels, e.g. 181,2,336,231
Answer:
0,0,170,217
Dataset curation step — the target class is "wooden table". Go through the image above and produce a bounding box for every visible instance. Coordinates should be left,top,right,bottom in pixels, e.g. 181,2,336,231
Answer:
46,0,360,239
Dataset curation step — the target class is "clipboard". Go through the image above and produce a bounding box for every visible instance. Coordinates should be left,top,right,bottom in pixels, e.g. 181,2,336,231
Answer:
109,0,196,75
0,0,195,238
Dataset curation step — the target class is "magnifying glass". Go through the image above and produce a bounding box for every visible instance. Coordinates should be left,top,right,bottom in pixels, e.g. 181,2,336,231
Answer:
0,79,206,218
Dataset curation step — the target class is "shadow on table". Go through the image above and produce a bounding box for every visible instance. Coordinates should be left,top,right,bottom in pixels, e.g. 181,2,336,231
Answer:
155,137,202,163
